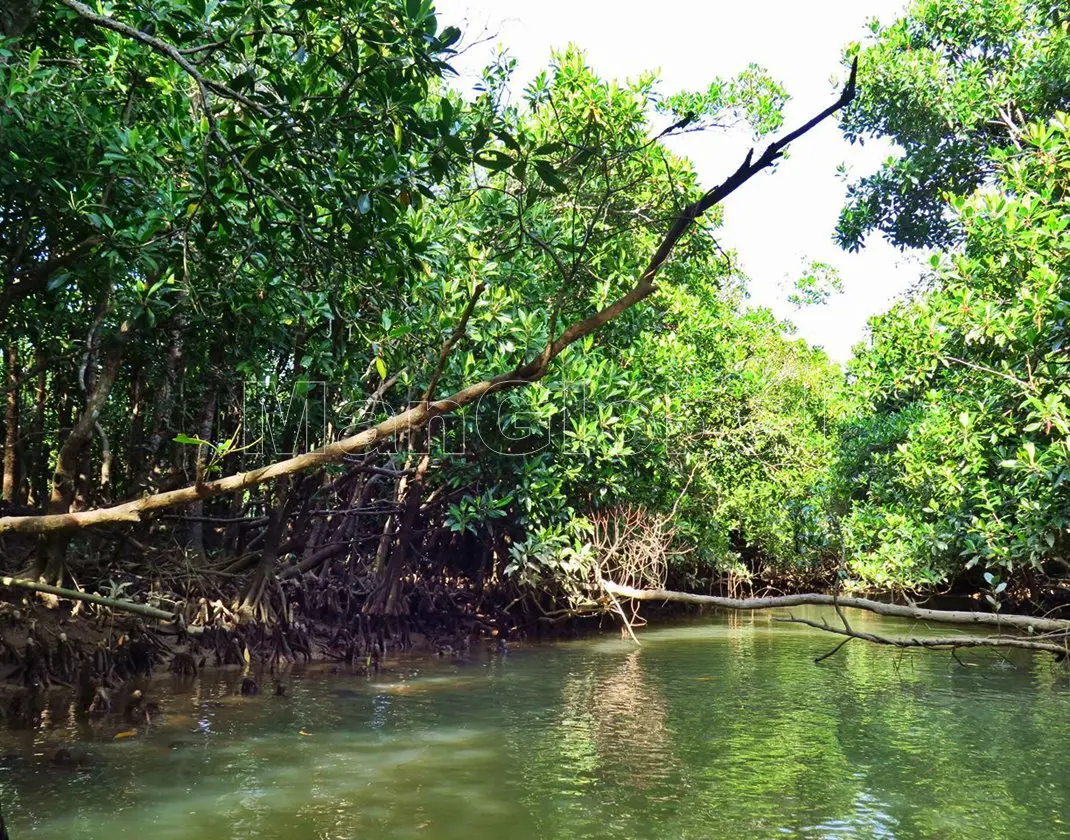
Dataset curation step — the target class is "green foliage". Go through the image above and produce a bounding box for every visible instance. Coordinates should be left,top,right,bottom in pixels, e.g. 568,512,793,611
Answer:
1,4,842,600
838,0,1070,250
786,259,844,308
412,48,841,587
658,63,789,137
836,113,1070,587
0,0,469,502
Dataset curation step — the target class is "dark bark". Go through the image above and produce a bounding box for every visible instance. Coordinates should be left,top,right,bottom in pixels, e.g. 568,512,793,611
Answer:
51,332,126,513
367,443,430,615
29,347,47,507
241,477,292,616
187,387,218,556
35,323,129,580
1,0,39,38
2,343,19,502
134,318,184,490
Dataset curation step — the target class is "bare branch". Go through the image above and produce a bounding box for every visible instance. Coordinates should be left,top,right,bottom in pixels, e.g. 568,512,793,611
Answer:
0,575,175,621
814,635,854,663
943,355,1035,391
778,615,1069,658
601,581,1070,635
177,27,300,56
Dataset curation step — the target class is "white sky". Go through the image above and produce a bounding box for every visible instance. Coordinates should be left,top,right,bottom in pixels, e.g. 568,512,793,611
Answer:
434,0,926,362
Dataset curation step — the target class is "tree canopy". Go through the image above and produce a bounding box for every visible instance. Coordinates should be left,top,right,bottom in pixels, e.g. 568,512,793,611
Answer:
837,0,1070,250
2,0,1069,637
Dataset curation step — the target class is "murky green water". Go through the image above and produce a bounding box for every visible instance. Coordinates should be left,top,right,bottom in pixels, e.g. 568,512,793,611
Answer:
3,607,1070,839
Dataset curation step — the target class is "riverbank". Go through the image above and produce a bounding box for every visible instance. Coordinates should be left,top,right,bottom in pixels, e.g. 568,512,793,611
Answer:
0,560,596,718
3,553,1068,712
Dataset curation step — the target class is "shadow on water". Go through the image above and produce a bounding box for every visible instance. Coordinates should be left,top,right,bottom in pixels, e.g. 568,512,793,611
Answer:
3,607,1070,839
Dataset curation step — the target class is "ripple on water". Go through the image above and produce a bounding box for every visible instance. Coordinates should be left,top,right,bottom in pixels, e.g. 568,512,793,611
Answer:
4,610,1070,839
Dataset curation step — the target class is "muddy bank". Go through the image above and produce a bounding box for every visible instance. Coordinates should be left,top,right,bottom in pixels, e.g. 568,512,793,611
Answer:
0,640,507,738
0,556,606,721
5,549,1064,715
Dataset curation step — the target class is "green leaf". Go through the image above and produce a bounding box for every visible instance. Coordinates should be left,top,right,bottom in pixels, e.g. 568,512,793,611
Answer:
534,141,566,156
438,26,462,50
46,271,71,292
474,150,515,172
493,129,521,153
534,160,567,191
174,434,212,447
444,134,467,156
471,127,490,153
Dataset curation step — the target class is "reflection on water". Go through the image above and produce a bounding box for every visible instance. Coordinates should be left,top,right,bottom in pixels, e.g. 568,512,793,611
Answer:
3,606,1070,839
529,645,679,818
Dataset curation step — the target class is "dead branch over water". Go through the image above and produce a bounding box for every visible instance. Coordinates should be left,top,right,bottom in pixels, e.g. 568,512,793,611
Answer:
601,581,1070,658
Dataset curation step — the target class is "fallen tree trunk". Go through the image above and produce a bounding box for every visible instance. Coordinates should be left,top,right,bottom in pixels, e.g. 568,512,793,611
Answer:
0,60,858,537
601,581,1070,634
0,575,176,621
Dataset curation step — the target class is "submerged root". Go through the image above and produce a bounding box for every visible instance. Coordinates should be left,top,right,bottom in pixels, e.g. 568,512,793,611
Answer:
169,651,198,678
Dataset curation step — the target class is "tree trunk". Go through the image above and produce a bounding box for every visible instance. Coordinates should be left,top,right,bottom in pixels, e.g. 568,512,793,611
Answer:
2,342,19,502
29,348,46,507
96,421,113,501
134,317,184,490
187,387,217,557
35,323,128,581
367,441,430,615
126,364,144,485
0,0,39,39
241,477,291,618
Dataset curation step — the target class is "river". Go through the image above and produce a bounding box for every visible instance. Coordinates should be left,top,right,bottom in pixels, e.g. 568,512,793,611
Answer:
2,606,1069,838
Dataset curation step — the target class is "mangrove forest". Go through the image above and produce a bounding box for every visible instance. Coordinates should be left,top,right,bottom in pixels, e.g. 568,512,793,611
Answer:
1,0,1070,836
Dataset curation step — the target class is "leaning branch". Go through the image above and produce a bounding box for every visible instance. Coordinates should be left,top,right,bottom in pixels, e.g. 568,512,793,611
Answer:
0,60,858,536
0,576,176,621
423,281,486,402
777,615,1069,658
601,581,1070,634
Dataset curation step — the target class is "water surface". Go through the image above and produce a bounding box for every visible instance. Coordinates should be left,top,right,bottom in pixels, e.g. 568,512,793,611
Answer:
3,607,1069,838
